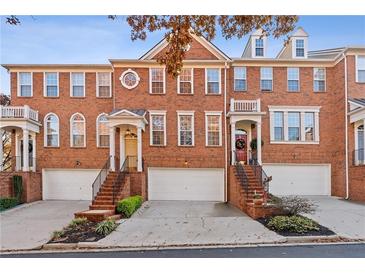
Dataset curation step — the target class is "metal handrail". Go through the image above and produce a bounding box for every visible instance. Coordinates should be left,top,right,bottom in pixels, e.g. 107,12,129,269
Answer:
91,156,111,201
353,149,365,166
112,156,131,204
234,161,249,198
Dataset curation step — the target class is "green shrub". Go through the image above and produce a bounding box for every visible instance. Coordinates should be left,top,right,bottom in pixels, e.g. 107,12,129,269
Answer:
267,215,320,233
0,197,19,211
116,195,143,218
69,217,88,228
95,218,117,236
275,196,317,216
52,230,65,239
12,175,23,202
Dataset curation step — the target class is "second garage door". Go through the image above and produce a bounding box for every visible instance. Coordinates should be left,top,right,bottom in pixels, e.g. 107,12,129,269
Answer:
148,168,225,201
263,164,331,196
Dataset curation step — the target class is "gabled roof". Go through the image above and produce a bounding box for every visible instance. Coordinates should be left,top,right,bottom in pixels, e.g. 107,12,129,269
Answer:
109,109,146,117
349,98,365,108
276,27,309,59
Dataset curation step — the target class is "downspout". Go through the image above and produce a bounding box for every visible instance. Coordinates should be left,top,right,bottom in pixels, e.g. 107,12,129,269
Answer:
343,53,349,199
224,62,228,202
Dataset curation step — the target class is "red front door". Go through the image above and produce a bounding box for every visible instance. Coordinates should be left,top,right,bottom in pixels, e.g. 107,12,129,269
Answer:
235,134,247,163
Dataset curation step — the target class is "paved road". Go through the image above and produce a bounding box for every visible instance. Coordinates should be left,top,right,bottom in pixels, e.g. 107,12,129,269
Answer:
1,244,364,258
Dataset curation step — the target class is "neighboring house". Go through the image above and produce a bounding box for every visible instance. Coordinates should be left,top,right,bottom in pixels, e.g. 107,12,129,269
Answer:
0,27,364,206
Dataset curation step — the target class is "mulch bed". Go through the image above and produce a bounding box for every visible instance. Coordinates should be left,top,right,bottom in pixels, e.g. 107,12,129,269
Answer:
48,221,117,244
257,216,336,237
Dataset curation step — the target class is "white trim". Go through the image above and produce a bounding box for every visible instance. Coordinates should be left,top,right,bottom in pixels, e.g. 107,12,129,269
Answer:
70,72,86,97
260,67,273,91
70,112,86,148
149,68,166,94
119,69,140,90
205,68,221,95
292,37,308,59
253,37,266,58
43,112,60,147
177,68,194,94
96,72,112,97
149,110,167,146
268,106,321,112
233,66,247,92
355,55,365,83
17,72,33,97
205,112,222,147
96,113,109,148
287,67,300,92
43,72,59,97
313,67,326,92
177,111,195,146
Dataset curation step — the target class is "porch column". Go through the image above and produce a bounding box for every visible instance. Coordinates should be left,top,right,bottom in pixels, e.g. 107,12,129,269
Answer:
137,126,142,172
257,121,262,164
109,126,116,171
231,122,236,165
120,129,125,168
22,129,29,172
15,131,21,171
363,119,365,163
31,132,36,172
0,129,3,171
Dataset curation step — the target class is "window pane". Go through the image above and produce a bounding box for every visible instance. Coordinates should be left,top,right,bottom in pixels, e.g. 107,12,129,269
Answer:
208,82,220,94
46,73,57,85
73,135,84,147
152,115,164,130
98,86,110,97
20,85,32,96
208,132,220,146
207,115,220,146
180,115,192,130
314,80,325,91
274,128,283,141
19,72,31,85
207,69,219,82
274,112,283,127
179,69,192,94
261,67,273,79
288,112,300,127
296,39,304,48
234,67,246,79
180,68,192,81
151,82,164,94
288,128,300,141
261,80,272,91
152,131,164,145
255,39,264,47
288,68,299,80
72,73,84,85
151,68,164,81
180,131,192,146
47,86,58,97
99,135,109,147
358,70,365,83
98,72,110,86
47,135,58,147
357,56,365,69
305,112,314,141
73,86,84,97
234,79,246,91
314,68,325,80
288,80,299,91
296,48,304,57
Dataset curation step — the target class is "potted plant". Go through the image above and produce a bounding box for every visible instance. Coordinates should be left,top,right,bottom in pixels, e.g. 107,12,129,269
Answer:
249,138,264,165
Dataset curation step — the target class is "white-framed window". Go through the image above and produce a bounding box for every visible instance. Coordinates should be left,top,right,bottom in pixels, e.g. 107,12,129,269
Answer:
205,112,222,146
295,39,305,57
120,69,140,89
313,68,326,92
205,68,221,94
70,113,86,147
255,38,264,57
97,72,111,98
234,67,247,92
287,67,300,92
70,72,85,97
260,67,273,91
44,113,59,147
269,106,320,144
96,113,109,147
355,123,364,165
177,111,194,146
149,68,165,94
355,55,365,83
149,111,167,146
18,72,32,97
44,72,59,97
177,68,193,94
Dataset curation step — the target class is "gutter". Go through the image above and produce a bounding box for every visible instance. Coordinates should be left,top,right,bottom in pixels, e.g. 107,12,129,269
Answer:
343,53,349,199
224,62,228,202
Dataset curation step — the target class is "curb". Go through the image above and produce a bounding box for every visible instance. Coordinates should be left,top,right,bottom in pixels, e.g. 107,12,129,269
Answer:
0,201,42,215
285,235,341,243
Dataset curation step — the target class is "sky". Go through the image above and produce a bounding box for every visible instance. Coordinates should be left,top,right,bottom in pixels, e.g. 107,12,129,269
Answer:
1,15,365,94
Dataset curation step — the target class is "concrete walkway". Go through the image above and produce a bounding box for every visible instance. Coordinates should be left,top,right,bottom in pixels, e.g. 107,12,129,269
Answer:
0,200,89,251
97,201,285,248
303,196,365,239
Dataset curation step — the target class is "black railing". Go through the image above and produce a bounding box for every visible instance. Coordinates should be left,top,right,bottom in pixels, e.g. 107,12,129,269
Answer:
353,149,365,166
91,156,111,201
112,156,132,204
234,161,249,197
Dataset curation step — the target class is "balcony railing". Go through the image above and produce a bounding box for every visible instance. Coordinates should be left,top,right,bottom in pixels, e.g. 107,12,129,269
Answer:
230,98,261,112
0,105,39,122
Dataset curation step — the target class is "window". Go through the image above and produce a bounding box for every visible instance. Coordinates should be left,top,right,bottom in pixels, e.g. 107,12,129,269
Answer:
205,113,222,146
205,68,221,94
44,72,59,97
313,68,326,92
18,72,32,97
70,113,86,147
295,39,305,57
356,124,364,164
255,38,264,57
234,67,247,92
304,112,315,141
177,112,194,146
356,55,365,83
288,112,300,141
150,111,166,146
97,114,109,147
120,69,140,89
97,72,111,97
287,68,300,92
260,67,273,91
273,112,284,141
44,113,59,147
71,72,85,97
150,68,165,94
178,68,193,94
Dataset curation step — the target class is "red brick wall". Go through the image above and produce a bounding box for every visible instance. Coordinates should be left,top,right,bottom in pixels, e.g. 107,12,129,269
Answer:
347,55,365,99
348,166,365,201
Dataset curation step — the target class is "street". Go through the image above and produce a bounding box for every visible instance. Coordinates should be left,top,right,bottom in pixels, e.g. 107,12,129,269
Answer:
1,243,365,258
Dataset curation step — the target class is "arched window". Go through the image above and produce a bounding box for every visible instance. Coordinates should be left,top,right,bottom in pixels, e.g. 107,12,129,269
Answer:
70,113,86,147
44,113,59,147
96,114,109,147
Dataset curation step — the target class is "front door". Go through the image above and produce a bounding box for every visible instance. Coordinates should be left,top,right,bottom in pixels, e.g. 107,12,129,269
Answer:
235,131,247,163
125,138,137,169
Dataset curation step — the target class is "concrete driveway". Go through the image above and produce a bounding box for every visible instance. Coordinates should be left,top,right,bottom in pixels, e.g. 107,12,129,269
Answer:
0,200,89,251
97,201,285,248
303,196,365,239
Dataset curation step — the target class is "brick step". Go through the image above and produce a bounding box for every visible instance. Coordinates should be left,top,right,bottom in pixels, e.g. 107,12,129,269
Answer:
92,200,115,205
74,209,116,222
90,205,116,210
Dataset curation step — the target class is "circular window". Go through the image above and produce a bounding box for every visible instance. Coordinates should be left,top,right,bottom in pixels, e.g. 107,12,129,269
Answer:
120,69,140,89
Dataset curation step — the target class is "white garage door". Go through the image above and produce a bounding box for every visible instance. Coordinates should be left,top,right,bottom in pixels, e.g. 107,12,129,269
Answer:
148,168,225,201
42,169,100,200
263,164,331,196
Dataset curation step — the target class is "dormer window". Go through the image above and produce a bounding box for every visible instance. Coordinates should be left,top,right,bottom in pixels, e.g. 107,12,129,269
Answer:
295,39,305,57
255,39,264,57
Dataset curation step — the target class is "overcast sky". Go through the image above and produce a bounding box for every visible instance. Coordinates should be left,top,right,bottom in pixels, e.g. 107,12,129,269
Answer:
1,15,365,94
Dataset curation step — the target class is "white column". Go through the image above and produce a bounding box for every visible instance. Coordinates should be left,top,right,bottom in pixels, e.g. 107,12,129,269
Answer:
0,129,3,171
137,126,142,172
22,129,29,172
300,111,305,141
15,131,21,171
109,126,116,171
283,112,289,141
31,132,36,172
257,121,262,164
231,122,236,165
120,129,125,169
363,119,365,163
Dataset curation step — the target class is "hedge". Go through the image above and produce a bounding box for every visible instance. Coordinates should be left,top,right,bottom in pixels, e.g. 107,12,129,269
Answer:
116,195,143,218
0,197,19,212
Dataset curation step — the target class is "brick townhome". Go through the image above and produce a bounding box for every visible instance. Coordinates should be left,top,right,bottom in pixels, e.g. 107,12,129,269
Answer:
1,28,364,212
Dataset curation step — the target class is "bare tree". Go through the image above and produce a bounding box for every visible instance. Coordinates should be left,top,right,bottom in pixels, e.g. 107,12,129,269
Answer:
1,93,11,170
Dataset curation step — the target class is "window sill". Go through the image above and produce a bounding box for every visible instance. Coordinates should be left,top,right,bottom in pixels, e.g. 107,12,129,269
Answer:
178,145,195,147
149,92,166,95
43,96,60,99
261,90,273,92
96,96,113,99
206,145,222,148
17,96,33,98
287,90,300,93
177,93,194,96
313,91,326,93
150,144,166,147
205,93,222,96
97,146,109,149
234,90,247,92
43,146,60,149
70,96,86,99
70,146,87,149
270,141,319,145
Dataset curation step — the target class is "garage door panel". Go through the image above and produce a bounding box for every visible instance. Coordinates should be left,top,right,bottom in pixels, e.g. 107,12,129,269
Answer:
263,164,331,196
148,168,224,201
